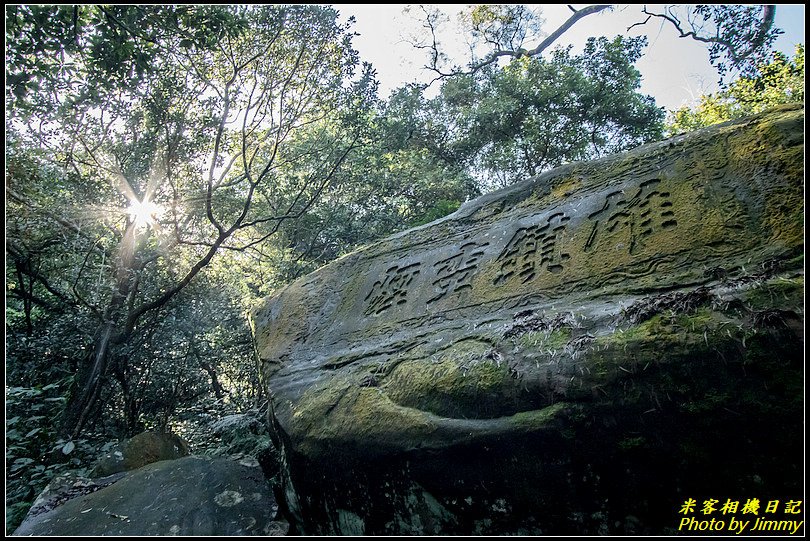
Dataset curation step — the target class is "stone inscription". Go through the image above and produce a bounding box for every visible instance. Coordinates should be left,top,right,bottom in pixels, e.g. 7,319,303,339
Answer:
584,179,677,254
428,241,489,304
362,180,681,316
493,212,571,286
364,263,421,316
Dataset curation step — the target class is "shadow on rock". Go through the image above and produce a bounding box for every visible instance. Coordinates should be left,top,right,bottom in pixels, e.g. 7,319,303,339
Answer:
13,456,288,536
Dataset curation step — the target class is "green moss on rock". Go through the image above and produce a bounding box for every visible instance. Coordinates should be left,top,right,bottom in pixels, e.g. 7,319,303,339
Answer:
510,403,570,430
517,328,572,351
741,275,804,310
383,340,522,419
292,378,436,456
91,431,190,478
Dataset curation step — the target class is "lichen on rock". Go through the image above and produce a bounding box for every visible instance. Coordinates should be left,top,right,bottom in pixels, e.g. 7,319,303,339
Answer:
14,456,288,536
251,105,804,535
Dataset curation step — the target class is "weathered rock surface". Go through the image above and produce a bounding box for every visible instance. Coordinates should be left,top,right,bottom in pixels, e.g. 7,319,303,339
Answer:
21,470,128,523
91,430,190,478
251,105,804,535
13,456,288,536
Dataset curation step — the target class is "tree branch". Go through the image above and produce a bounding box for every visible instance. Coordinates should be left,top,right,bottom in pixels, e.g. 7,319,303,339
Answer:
425,4,611,80
635,5,778,67
524,5,611,58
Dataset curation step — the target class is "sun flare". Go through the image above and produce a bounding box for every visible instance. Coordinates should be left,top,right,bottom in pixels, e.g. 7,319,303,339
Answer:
127,199,163,229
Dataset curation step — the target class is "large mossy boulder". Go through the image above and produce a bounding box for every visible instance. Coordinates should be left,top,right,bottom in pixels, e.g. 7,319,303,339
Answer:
251,105,804,535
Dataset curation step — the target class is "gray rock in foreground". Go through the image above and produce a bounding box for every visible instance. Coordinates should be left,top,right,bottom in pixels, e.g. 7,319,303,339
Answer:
13,456,287,536
252,105,804,535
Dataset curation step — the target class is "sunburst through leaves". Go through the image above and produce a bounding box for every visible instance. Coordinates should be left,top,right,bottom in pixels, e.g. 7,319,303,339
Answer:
126,199,163,230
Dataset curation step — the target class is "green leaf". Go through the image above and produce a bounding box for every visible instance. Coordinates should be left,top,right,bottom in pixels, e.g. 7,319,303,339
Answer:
10,458,34,472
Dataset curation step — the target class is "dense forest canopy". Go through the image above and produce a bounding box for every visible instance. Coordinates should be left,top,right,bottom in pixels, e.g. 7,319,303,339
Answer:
5,4,802,533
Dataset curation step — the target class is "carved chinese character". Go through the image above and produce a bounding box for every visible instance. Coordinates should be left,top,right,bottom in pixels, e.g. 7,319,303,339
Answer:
363,262,421,316
585,179,677,254
494,212,571,286
428,241,489,304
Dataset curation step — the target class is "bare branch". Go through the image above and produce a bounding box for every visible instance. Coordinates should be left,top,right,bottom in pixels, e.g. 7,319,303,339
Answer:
72,240,104,315
206,85,230,235
423,4,610,81
636,5,778,68
524,5,611,57
232,135,361,251
626,14,651,33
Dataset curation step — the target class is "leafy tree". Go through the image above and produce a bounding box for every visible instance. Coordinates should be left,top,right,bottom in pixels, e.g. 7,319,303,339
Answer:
633,5,782,83
667,44,804,135
412,5,781,85
403,4,786,187
231,83,480,282
5,6,254,113
6,5,372,440
99,274,261,434
438,36,664,187
411,4,611,80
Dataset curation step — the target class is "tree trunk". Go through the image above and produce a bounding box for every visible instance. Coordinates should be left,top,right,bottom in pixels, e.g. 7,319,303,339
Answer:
61,320,115,438
199,360,226,400
61,224,137,439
